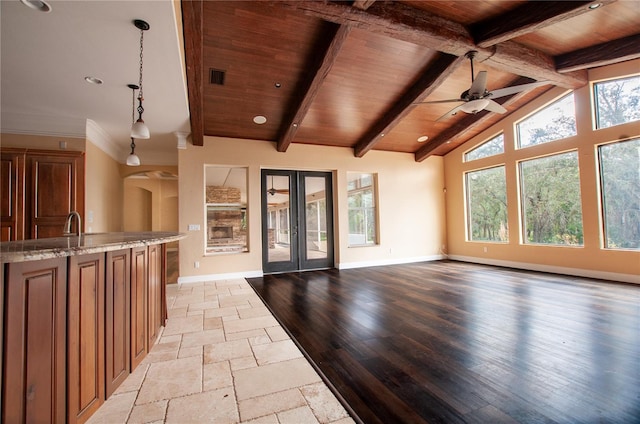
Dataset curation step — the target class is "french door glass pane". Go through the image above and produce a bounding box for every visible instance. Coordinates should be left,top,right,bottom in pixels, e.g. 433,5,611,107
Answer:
267,175,291,262
305,176,327,261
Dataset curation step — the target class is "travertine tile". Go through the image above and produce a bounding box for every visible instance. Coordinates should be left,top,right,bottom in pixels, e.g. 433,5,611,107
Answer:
159,334,182,345
165,388,239,423
203,360,233,391
233,358,322,401
241,414,279,424
230,356,258,371
188,300,220,312
143,341,180,364
86,391,136,424
277,406,320,424
181,328,225,348
204,316,224,330
238,388,306,422
204,339,252,363
238,306,272,319
127,400,168,423
178,345,202,359
226,328,268,342
266,326,290,342
301,382,350,423
113,363,149,395
167,307,187,318
330,418,357,424
251,339,303,365
204,306,240,318
136,355,202,405
162,315,203,336
223,315,279,334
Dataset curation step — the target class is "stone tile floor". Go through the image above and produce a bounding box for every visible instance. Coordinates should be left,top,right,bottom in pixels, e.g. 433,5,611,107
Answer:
87,279,355,424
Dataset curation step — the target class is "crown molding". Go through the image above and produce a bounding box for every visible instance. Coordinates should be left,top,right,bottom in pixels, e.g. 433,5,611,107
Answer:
1,111,86,138
86,119,125,161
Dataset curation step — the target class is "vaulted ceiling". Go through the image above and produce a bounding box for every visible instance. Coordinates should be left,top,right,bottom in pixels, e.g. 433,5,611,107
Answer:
182,0,640,161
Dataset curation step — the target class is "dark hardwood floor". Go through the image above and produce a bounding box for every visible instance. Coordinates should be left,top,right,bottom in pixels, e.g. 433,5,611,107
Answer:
247,260,640,424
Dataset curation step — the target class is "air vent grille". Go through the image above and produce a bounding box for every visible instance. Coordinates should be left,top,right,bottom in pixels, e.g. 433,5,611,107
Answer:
210,68,226,85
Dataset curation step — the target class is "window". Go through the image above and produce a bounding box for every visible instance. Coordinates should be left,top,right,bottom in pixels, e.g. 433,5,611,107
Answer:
466,166,508,242
593,75,640,129
348,173,377,246
598,138,640,249
519,151,583,245
205,166,248,254
464,133,504,162
517,93,576,149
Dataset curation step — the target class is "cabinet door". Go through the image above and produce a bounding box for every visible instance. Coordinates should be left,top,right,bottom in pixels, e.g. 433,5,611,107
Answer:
0,150,25,241
27,151,84,239
147,243,162,347
130,246,148,369
68,253,105,424
3,258,67,424
105,249,131,398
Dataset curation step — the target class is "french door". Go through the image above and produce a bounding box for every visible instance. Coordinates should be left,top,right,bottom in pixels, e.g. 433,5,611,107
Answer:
261,170,334,273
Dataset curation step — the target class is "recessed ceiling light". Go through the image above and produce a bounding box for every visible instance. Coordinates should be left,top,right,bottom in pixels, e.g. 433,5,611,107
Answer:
274,82,282,88
253,115,267,125
417,135,429,142
84,76,103,85
588,2,602,9
20,0,51,12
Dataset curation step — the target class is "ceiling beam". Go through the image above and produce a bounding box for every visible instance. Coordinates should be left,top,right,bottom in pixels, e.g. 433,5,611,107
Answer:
555,33,640,73
414,77,539,162
470,1,614,48
352,0,377,10
354,53,466,157
277,1,587,88
181,0,204,147
277,24,351,152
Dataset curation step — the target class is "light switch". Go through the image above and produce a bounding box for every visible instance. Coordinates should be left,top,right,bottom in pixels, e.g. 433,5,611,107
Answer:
188,224,200,231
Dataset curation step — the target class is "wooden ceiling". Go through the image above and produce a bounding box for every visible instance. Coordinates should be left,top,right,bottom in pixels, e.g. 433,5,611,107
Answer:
181,0,640,160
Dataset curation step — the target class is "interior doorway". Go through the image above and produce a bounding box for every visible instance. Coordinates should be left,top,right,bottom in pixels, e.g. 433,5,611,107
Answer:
261,170,334,273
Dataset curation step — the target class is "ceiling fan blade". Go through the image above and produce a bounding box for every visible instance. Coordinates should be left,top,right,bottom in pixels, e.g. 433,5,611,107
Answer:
483,99,507,114
469,71,488,96
415,98,464,105
436,103,466,122
488,81,550,99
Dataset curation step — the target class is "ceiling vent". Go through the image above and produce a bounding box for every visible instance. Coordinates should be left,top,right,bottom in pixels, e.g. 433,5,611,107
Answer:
210,68,226,85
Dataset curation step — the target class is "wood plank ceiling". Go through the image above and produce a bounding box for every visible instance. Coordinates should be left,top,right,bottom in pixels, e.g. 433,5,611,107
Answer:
181,0,640,161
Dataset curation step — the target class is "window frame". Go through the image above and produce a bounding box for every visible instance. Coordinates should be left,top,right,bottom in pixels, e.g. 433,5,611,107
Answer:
515,92,577,150
347,172,379,247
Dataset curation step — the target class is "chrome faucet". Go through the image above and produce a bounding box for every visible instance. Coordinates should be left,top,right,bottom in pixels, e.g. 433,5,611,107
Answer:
63,211,82,237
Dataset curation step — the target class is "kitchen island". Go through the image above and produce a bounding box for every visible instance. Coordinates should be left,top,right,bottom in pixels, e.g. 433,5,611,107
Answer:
1,232,184,424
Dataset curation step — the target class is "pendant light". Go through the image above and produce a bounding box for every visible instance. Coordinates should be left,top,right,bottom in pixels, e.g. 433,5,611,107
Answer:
131,19,150,139
127,84,141,166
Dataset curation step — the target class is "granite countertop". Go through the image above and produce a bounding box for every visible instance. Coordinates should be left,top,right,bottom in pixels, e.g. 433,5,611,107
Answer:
0,232,185,263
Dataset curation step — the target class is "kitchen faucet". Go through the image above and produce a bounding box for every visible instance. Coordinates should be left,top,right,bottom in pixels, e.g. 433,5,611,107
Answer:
63,211,82,237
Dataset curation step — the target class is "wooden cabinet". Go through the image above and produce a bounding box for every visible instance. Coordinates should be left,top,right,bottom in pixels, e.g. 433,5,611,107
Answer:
147,243,163,347
2,258,67,423
105,249,131,398
68,253,105,424
1,150,25,241
130,246,148,369
0,148,84,241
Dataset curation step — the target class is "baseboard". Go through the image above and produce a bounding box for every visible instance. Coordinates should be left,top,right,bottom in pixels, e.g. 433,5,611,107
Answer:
337,254,445,270
178,270,264,284
448,255,640,284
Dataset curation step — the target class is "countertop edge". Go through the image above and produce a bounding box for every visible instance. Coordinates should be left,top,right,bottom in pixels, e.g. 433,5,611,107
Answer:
1,232,186,263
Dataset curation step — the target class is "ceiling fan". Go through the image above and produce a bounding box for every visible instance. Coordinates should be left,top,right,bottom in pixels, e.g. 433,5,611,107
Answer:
268,176,289,196
420,51,550,121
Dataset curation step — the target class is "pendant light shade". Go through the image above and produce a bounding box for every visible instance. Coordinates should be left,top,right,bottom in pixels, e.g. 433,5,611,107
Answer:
131,19,150,139
131,119,150,139
127,152,141,166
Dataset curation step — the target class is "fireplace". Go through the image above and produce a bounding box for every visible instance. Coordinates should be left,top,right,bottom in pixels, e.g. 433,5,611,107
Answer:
210,226,233,240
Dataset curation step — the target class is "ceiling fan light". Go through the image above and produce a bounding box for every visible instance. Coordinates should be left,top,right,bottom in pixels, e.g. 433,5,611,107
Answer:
126,153,141,166
460,99,489,114
131,119,150,139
